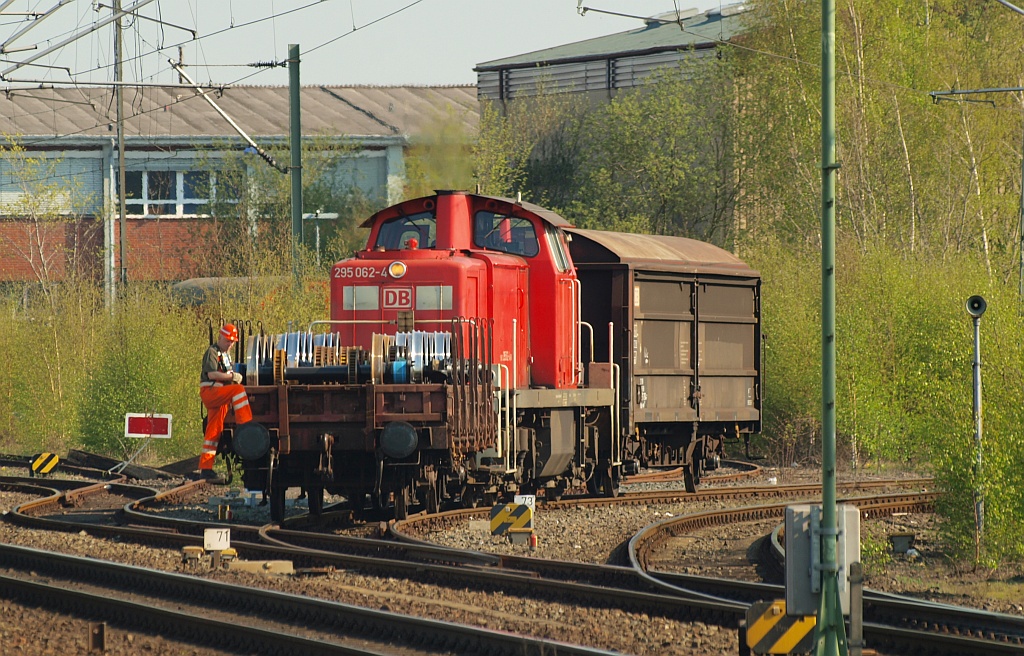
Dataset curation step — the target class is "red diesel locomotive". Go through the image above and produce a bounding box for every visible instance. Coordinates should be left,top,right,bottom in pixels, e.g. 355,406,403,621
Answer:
226,191,761,521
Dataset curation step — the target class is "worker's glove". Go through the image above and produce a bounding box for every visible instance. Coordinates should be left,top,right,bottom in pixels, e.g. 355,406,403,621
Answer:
230,372,243,385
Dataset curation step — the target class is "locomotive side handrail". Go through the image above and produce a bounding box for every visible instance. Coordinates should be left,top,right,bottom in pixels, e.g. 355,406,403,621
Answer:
580,321,595,366
494,363,511,466
610,321,621,464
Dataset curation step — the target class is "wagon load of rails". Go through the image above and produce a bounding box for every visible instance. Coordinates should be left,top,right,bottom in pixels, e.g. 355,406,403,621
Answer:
238,322,489,387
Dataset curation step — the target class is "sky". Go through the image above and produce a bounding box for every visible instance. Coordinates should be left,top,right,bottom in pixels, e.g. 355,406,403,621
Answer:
0,0,722,88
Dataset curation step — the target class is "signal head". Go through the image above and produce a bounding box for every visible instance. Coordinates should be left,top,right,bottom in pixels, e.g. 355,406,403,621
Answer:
965,295,987,318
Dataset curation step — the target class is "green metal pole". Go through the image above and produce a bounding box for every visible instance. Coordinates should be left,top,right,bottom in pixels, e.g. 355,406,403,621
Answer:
289,43,303,280
816,0,846,654
115,0,127,291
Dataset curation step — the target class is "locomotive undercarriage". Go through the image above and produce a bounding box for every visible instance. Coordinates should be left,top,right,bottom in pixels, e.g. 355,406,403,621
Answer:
226,383,620,522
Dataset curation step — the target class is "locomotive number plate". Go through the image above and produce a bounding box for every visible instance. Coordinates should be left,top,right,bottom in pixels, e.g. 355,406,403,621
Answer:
334,266,379,279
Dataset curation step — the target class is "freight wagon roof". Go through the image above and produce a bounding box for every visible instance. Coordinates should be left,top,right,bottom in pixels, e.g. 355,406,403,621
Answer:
566,228,759,277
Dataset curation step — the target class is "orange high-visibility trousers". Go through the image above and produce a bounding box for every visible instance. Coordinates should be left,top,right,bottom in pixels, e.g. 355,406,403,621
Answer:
199,383,253,470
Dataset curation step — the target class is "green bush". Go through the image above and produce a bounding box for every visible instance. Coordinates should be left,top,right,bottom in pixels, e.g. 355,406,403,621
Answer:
747,238,1024,563
77,285,204,462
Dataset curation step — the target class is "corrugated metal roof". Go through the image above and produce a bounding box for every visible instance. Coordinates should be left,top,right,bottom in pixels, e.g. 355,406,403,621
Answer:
0,85,478,143
476,5,751,71
566,228,758,276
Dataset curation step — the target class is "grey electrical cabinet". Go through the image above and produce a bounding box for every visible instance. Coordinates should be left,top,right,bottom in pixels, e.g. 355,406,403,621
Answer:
785,504,861,616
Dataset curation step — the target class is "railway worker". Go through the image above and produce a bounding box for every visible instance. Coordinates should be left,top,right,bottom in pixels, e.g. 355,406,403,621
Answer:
198,323,252,481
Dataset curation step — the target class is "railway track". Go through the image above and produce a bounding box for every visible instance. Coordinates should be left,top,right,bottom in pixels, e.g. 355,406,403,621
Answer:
0,540,617,656
6,478,759,626
5,470,1021,655
2,477,620,656
391,480,1024,656
626,492,1024,654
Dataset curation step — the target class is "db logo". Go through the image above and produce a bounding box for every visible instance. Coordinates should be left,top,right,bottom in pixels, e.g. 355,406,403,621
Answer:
383,287,413,309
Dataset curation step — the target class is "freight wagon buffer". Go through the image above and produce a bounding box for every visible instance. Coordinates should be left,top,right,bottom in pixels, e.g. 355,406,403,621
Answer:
566,229,762,492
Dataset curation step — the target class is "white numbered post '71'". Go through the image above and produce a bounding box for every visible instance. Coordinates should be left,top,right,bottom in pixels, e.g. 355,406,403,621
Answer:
204,527,231,552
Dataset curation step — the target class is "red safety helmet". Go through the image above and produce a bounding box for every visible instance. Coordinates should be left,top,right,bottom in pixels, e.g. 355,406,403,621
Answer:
220,323,239,343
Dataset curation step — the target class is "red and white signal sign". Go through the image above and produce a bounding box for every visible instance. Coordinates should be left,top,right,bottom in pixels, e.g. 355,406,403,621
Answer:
382,287,413,309
125,413,173,439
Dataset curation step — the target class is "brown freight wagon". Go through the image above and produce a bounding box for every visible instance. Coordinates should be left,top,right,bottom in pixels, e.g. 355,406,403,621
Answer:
566,229,762,491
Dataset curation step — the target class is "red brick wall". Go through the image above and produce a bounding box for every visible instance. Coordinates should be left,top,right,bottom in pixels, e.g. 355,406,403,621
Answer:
0,216,216,282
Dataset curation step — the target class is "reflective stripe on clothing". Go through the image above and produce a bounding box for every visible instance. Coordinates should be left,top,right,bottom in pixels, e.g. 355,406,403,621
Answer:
200,381,216,388
199,383,254,466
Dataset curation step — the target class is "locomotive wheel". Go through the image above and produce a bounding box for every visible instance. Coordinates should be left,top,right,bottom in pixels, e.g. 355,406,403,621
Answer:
601,467,619,498
587,465,618,498
426,486,440,514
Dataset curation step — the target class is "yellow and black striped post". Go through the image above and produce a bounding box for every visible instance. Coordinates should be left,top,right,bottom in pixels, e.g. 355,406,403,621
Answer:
29,453,59,477
746,600,815,655
489,503,533,535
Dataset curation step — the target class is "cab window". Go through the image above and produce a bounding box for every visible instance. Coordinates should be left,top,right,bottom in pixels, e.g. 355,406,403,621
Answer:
545,225,572,273
473,211,539,257
375,212,436,249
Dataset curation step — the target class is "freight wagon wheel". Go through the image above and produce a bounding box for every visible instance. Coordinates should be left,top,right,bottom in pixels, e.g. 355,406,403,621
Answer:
683,457,702,493
394,487,409,520
219,454,236,485
307,486,324,516
269,484,286,523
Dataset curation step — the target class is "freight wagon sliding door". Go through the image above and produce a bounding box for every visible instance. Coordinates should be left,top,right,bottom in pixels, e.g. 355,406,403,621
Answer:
631,275,698,423
696,280,759,425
